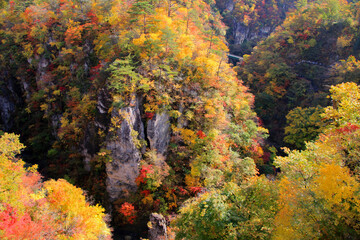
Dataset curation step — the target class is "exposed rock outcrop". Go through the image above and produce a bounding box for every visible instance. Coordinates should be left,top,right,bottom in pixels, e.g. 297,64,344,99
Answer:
106,96,145,201
148,213,168,240
0,95,15,131
0,74,21,131
81,124,99,172
36,55,49,88
232,22,273,45
80,89,112,172
217,0,296,56
105,93,173,201
147,112,170,155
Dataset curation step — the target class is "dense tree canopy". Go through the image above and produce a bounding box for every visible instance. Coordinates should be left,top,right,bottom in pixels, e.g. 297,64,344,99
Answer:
0,133,111,239
2,0,360,239
175,81,360,239
237,0,360,146
0,0,264,233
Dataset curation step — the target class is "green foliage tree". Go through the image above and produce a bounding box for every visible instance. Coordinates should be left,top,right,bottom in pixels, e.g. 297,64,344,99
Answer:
128,0,155,34
323,81,360,127
238,0,359,146
107,56,147,107
329,56,360,85
284,106,325,149
175,178,278,240
0,0,266,232
274,82,360,239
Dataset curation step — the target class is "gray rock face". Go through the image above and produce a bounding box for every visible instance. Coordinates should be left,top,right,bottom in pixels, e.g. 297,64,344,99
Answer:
81,124,99,172
149,213,168,240
105,102,172,201
79,89,112,172
50,114,62,138
97,89,111,114
0,95,15,131
220,0,296,51
233,22,273,45
35,55,50,89
176,103,188,129
106,97,145,201
147,112,170,155
220,0,275,47
0,75,20,131
233,23,250,45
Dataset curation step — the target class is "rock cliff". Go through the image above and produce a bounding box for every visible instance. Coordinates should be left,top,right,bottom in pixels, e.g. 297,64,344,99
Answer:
147,112,170,156
106,96,145,201
0,74,21,131
105,96,171,201
148,213,168,240
216,0,296,56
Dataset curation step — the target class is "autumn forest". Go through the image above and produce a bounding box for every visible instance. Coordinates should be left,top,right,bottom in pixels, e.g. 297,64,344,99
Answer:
1,0,360,239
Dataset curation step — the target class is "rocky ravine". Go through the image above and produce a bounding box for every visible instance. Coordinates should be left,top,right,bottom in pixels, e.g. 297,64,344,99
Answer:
105,95,171,201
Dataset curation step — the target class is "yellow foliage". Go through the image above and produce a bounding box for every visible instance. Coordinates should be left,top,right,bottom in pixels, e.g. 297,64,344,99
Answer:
180,128,197,145
204,99,217,117
337,35,353,48
132,33,147,46
312,164,360,211
323,82,360,127
175,34,195,60
37,45,44,55
185,174,202,188
40,103,48,111
44,179,111,239
0,133,28,212
53,89,61,96
273,177,308,240
23,43,34,59
142,194,154,205
0,134,111,239
144,103,159,112
0,132,25,157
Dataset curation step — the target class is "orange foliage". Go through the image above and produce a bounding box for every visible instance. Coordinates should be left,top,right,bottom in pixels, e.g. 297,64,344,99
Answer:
0,134,111,240
118,202,136,224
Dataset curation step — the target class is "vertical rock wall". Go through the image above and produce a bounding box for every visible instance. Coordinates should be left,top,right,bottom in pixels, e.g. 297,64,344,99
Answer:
148,213,168,240
232,22,273,45
105,97,171,201
0,74,21,131
147,112,170,156
218,0,296,55
106,97,145,201
0,95,15,131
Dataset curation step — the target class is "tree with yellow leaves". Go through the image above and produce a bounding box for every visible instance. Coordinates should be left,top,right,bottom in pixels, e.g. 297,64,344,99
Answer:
0,133,111,240
274,82,360,239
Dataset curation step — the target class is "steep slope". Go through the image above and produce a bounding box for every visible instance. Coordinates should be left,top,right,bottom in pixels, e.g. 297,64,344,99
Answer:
0,0,265,232
215,0,296,58
174,74,360,240
237,0,360,147
0,133,111,239
273,82,360,239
